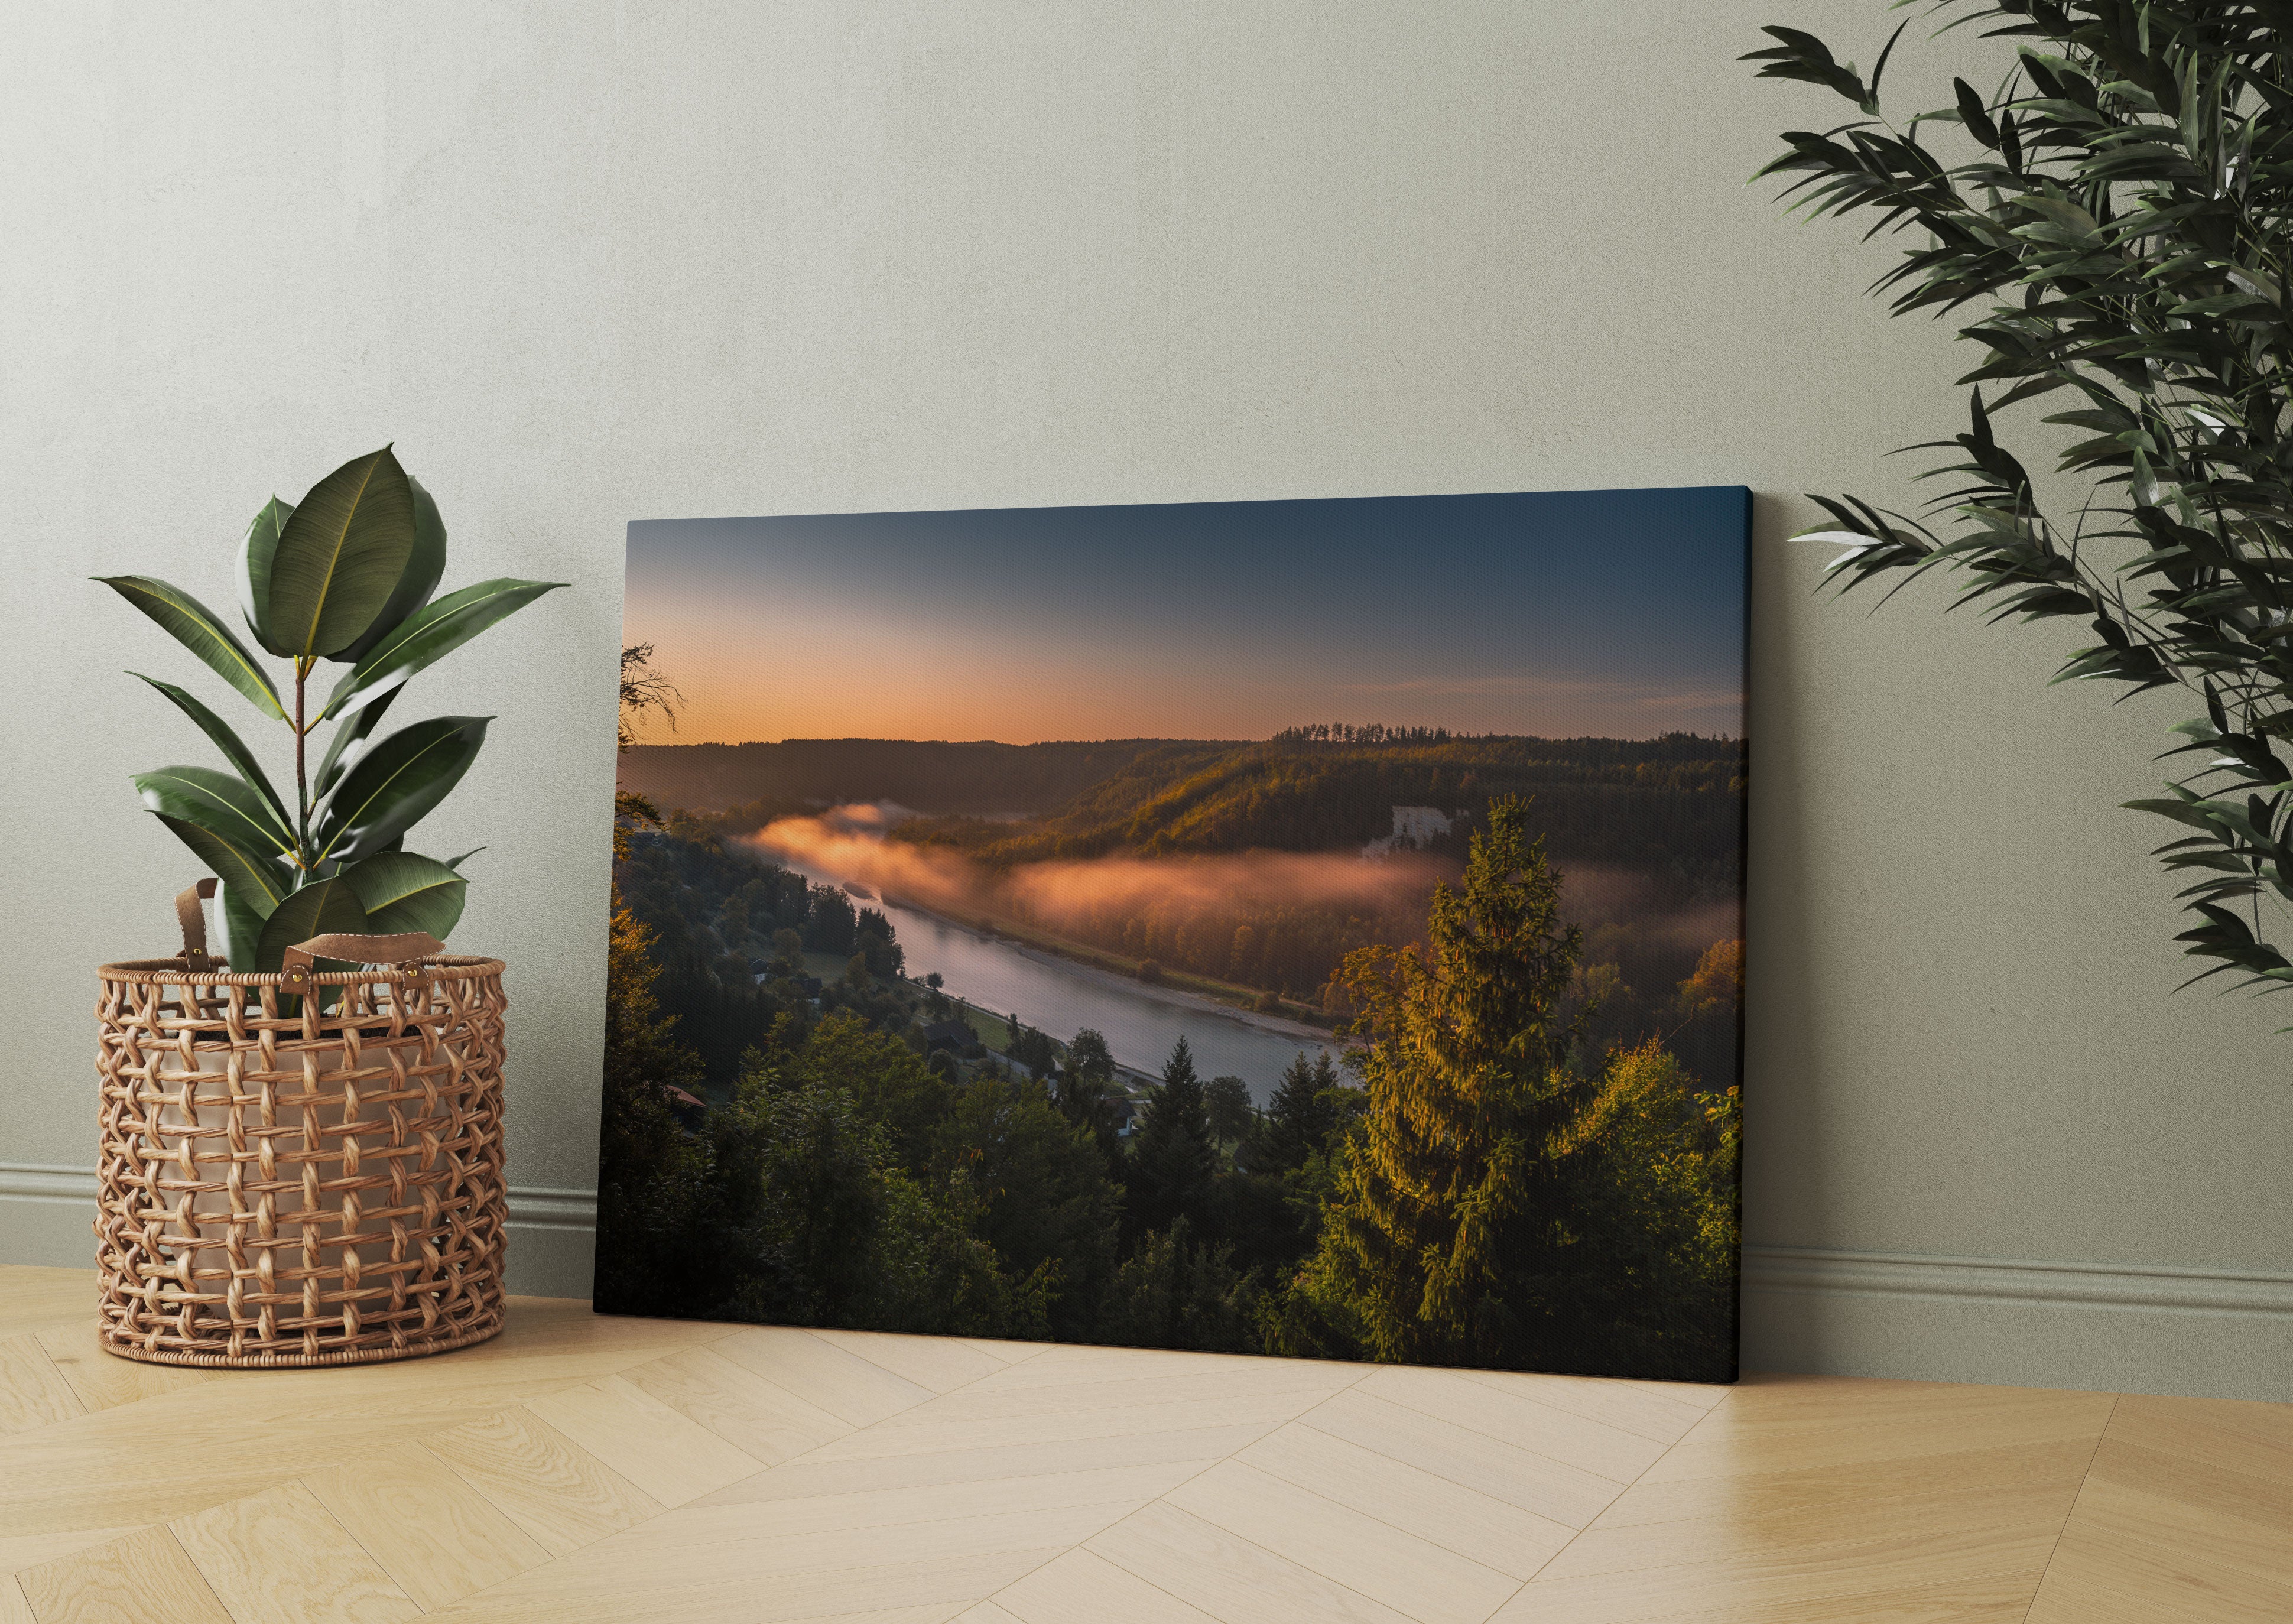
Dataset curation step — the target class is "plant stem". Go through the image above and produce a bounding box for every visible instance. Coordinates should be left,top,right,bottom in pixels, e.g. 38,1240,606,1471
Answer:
295,659,309,863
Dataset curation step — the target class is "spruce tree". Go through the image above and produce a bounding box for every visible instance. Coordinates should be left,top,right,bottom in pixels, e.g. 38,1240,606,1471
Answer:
1262,1051,1334,1172
1310,795,1634,1371
1126,1035,1217,1237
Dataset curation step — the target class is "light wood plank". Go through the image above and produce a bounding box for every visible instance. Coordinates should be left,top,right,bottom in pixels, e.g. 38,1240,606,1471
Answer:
0,1269,99,1336
808,1328,1012,1394
0,1576,29,1624
1637,1375,2115,1484
170,1482,418,1624
713,1326,938,1427
996,1548,1223,1624
799,1388,1333,1464
955,1338,1047,1366
2025,1435,2293,1623
1498,1536,2063,1623
1090,1500,1416,1624
1359,1364,1667,1484
18,1527,233,1624
425,1544,1067,1624
523,1375,768,1505
619,1344,853,1465
697,1423,1273,1508
421,1408,664,1556
1297,1388,1623,1528
1167,1459,1521,1624
964,1345,1297,1392
304,1441,553,1610
876,1362,1356,1426
1238,1419,1572,1580
954,1604,1026,1624
686,1460,1199,1540
421,1498,1131,1623
0,1336,83,1437
1446,1365,1713,1444
0,1524,151,1579
34,1330,212,1416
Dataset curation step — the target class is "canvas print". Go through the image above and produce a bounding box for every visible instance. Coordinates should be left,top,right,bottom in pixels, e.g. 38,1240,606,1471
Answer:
597,487,1747,1382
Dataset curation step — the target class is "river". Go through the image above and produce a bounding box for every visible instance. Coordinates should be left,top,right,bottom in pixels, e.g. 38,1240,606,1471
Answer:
778,859,1336,1105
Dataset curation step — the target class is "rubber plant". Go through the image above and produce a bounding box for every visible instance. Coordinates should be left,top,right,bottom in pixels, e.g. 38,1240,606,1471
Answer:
1746,3,2293,1005
99,447,564,971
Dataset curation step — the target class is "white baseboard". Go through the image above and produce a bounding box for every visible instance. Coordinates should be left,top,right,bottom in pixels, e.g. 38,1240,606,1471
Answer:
1742,1242,2293,1402
1743,1243,2293,1316
8,1165,2286,1398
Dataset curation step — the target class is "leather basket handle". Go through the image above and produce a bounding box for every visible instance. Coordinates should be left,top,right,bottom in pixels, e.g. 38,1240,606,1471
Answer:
280,931,447,988
175,880,219,972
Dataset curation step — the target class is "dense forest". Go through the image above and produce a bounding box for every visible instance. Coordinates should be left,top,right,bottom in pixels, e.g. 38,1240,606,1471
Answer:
618,738,1220,817
602,667,1741,1376
902,731,1743,876
606,813,1740,1372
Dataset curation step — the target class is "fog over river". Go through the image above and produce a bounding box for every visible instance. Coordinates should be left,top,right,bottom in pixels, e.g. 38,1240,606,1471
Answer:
775,853,1337,1106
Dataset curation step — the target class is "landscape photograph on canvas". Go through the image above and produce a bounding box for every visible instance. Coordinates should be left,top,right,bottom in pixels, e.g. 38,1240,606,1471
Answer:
596,488,1748,1382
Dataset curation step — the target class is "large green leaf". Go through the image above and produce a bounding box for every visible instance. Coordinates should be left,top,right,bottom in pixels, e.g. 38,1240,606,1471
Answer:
319,577,566,721
340,850,467,938
313,715,491,863
235,496,295,657
217,882,268,971
255,876,371,976
131,674,290,829
311,684,401,800
150,814,292,916
268,446,416,660
135,765,295,858
96,576,285,720
333,475,449,665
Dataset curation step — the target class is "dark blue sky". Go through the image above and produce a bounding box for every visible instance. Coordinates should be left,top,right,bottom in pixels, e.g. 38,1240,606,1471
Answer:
625,486,1748,745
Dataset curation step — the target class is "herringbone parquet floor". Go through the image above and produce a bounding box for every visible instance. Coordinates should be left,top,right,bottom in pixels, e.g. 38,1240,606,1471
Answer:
2,1265,2286,1622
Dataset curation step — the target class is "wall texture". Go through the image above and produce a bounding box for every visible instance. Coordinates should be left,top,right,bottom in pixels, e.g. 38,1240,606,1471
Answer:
5,2,2288,1400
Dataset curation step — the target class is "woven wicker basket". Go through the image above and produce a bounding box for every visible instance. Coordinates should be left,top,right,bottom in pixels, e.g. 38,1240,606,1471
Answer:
92,883,509,1368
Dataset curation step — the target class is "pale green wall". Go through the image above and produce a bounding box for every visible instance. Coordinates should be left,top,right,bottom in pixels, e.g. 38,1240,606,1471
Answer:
4,2,2286,1398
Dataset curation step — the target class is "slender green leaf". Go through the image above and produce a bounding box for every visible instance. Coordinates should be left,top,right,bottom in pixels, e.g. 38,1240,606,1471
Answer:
444,846,484,870
235,496,295,656
319,577,566,722
135,765,295,857
129,674,290,829
150,814,290,915
269,446,416,659
311,684,401,801
217,882,268,971
334,475,449,665
340,850,467,938
313,715,491,863
96,576,285,720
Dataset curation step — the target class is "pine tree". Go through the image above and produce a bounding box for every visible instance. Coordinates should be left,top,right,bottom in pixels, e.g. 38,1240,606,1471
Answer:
1307,795,1638,1372
1126,1036,1217,1237
1261,1051,1334,1172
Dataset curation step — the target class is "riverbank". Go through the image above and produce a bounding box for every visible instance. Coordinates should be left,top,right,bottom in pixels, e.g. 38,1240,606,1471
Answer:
883,890,1339,1035
997,936,1334,1048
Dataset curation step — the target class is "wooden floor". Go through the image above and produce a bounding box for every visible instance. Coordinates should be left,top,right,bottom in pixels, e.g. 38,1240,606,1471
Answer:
1,1266,2286,1623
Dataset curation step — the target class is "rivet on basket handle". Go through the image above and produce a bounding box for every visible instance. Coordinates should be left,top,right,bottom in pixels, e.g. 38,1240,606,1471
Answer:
174,879,218,972
279,931,448,988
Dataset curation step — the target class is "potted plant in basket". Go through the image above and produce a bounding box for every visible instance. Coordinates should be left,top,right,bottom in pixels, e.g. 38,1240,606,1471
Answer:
88,447,563,1370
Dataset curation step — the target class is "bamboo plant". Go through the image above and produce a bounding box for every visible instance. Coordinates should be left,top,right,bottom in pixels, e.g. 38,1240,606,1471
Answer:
100,447,563,970
1746,3,2293,1005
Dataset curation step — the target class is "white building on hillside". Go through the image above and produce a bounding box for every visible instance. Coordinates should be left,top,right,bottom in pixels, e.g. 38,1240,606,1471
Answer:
1363,804,1453,857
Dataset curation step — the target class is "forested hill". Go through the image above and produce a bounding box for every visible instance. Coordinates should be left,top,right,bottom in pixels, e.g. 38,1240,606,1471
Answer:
617,738,1233,816
897,734,1745,886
